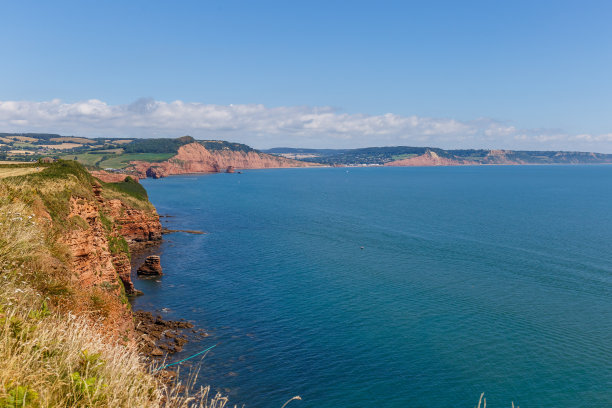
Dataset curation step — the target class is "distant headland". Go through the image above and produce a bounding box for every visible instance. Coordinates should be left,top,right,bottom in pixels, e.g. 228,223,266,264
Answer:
2,133,612,182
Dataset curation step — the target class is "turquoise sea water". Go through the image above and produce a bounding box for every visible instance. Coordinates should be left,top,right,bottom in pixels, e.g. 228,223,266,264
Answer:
133,166,612,408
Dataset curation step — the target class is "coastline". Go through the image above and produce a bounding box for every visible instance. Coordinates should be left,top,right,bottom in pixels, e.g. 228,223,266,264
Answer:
125,165,612,407
128,209,213,383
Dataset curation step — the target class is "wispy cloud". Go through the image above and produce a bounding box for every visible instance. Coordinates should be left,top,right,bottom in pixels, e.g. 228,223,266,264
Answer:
0,98,610,152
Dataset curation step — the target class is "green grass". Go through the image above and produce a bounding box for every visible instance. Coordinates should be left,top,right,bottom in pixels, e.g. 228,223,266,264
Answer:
102,177,148,201
61,153,110,167
390,153,418,161
108,235,130,260
12,142,35,148
98,153,174,169
199,140,255,153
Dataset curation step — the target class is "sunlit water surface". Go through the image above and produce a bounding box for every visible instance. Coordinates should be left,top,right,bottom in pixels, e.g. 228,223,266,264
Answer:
132,166,612,408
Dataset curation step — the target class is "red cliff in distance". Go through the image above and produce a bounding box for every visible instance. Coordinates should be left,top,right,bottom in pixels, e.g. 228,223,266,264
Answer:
384,150,473,167
129,142,319,178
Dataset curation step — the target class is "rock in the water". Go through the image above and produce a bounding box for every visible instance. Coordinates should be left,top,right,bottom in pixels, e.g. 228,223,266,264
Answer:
226,166,235,173
137,255,163,276
145,166,168,179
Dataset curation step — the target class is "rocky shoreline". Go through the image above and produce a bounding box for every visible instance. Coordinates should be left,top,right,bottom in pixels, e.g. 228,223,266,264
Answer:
134,311,208,356
133,310,209,385
129,217,210,381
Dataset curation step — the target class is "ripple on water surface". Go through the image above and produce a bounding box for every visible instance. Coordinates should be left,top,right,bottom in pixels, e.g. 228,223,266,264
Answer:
132,166,612,408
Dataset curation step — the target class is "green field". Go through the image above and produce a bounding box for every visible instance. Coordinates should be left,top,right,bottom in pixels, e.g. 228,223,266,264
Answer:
98,153,175,169
61,152,107,166
13,142,35,148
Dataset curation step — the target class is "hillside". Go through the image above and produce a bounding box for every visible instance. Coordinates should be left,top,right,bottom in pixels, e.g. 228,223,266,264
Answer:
0,161,223,406
263,146,612,166
0,134,318,180
6,132,612,174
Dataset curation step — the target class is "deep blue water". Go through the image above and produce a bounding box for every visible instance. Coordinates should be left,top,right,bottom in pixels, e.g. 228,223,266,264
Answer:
133,166,612,408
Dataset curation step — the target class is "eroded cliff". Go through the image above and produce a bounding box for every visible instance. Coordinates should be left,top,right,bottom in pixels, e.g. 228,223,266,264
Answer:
0,161,161,338
129,142,318,178
384,150,474,167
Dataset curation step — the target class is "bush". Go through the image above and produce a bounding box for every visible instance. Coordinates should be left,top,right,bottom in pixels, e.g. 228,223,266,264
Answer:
122,137,194,154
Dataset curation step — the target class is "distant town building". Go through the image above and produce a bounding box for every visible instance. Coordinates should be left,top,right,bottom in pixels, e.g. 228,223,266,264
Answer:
39,157,56,163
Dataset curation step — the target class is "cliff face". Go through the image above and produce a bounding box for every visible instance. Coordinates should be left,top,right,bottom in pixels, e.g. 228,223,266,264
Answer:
482,150,523,165
1,162,163,338
58,182,161,302
103,198,162,247
0,161,178,406
385,150,472,167
129,142,317,178
213,149,314,170
61,196,121,291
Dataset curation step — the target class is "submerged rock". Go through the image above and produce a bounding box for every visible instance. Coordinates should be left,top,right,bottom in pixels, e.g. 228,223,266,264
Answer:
137,255,163,276
133,311,195,357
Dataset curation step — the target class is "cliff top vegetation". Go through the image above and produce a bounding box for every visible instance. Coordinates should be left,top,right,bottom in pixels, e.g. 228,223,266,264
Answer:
0,134,259,168
0,161,227,407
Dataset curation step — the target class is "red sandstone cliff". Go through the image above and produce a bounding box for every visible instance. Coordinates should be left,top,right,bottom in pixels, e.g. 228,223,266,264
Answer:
61,196,122,291
90,169,140,183
60,182,161,300
103,198,162,247
57,180,162,336
384,150,474,167
129,142,318,178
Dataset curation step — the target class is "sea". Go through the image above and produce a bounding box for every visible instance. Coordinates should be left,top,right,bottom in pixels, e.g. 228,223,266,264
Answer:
132,165,612,408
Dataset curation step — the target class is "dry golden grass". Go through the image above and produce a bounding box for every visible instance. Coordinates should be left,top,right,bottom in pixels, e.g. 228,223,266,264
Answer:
0,167,43,179
39,143,84,150
0,167,238,407
8,136,38,142
0,277,236,408
0,279,160,407
50,137,96,144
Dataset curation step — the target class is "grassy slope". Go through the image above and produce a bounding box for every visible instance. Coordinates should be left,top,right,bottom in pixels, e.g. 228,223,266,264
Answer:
2,135,259,169
97,153,175,169
0,162,227,407
60,153,107,167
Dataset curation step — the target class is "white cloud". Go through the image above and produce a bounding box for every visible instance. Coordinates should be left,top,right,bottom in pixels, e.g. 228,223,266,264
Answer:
0,98,611,152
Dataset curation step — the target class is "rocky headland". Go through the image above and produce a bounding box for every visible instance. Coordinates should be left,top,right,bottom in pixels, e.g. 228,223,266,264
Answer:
129,141,318,179
384,149,468,166
0,159,234,408
0,161,202,371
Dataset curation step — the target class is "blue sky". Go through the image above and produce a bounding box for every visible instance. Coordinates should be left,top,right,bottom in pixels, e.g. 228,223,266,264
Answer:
1,0,612,151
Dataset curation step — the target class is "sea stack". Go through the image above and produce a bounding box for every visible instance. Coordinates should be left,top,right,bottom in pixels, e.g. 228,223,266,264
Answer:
145,166,168,179
226,166,235,173
137,255,163,276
